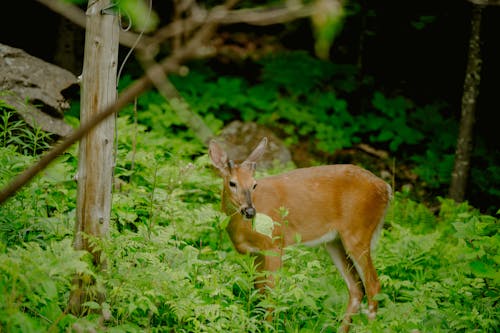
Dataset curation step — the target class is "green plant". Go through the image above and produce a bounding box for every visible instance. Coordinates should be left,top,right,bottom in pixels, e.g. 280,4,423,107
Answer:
1,125,499,332
361,92,424,152
0,239,91,332
369,199,500,332
412,150,455,189
258,51,337,95
0,140,77,247
448,205,499,282
0,101,54,156
468,144,500,214
1,108,24,148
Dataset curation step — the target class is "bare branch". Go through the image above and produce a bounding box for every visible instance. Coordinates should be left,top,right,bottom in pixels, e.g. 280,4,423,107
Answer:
218,3,316,25
139,53,214,144
38,0,330,55
36,0,86,26
146,1,321,52
467,0,500,5
35,0,154,49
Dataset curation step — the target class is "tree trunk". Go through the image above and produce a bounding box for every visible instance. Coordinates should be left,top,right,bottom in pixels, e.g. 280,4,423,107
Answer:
449,4,483,203
69,0,119,315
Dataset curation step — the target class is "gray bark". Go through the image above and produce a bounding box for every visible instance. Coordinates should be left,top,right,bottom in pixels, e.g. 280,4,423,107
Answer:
69,0,119,315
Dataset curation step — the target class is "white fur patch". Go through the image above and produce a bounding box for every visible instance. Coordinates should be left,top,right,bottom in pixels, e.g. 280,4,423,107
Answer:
368,304,377,320
302,230,338,247
352,298,361,309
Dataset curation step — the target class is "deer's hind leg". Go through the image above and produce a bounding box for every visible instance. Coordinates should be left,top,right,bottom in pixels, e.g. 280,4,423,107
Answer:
325,238,364,333
340,233,381,321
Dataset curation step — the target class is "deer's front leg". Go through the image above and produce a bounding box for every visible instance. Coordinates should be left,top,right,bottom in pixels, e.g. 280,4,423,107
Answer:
229,223,275,255
253,250,282,323
228,222,281,289
253,250,282,291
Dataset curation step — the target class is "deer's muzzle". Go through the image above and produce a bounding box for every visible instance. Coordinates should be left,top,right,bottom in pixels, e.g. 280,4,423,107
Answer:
241,206,256,219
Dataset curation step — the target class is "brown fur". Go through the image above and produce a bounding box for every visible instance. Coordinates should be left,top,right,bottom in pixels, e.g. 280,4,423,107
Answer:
209,138,391,332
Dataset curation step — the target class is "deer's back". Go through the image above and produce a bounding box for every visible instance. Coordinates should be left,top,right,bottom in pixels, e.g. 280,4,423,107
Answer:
252,164,391,244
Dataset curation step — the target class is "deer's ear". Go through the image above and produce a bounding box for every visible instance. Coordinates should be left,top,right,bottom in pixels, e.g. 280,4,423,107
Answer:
245,137,267,164
209,140,229,175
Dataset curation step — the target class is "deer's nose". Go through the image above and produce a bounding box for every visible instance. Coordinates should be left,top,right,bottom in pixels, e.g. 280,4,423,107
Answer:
242,207,256,219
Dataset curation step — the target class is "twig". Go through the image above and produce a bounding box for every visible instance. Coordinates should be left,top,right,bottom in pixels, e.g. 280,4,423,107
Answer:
356,143,389,159
147,2,319,48
139,54,215,145
35,0,153,49
217,3,315,25
467,0,500,5
130,97,138,173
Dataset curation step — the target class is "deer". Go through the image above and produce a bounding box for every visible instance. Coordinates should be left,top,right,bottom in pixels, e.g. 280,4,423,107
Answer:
208,137,392,332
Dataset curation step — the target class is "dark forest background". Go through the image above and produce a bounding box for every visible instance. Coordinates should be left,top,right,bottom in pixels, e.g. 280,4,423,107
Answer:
2,0,499,212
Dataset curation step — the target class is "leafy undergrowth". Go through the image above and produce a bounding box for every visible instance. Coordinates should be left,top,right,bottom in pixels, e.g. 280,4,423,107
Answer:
0,119,498,332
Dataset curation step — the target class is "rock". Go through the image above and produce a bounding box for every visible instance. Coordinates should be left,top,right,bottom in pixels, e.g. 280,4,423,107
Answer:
215,120,293,170
0,43,78,136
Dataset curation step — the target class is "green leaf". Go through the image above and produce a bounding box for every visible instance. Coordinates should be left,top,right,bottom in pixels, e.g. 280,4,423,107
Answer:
83,301,101,310
118,0,159,32
469,260,497,279
252,213,274,238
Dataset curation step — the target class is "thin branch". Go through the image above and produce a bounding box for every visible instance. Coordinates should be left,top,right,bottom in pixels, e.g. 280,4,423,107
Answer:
145,2,321,51
38,0,329,55
218,3,316,25
467,0,500,5
35,0,154,49
138,53,215,145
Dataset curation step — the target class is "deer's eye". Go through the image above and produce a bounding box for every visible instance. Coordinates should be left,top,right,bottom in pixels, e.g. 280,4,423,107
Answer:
252,183,257,190
229,181,237,188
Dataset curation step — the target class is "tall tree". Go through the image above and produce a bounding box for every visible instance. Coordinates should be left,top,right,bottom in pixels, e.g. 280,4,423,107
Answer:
449,3,483,202
68,0,119,314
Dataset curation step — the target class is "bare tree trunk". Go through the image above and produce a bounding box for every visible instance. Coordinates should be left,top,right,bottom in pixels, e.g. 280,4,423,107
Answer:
449,4,483,203
69,0,119,315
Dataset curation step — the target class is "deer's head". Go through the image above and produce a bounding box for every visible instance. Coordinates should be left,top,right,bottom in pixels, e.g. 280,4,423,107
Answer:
209,137,267,219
